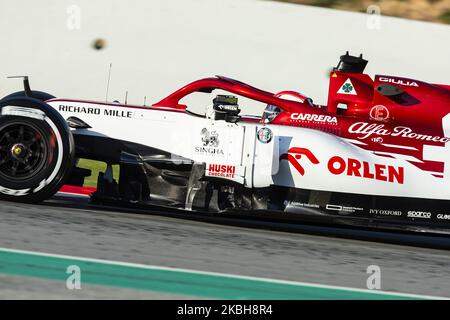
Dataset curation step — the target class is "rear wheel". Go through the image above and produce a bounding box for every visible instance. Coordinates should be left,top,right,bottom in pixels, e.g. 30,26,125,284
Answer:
0,97,74,203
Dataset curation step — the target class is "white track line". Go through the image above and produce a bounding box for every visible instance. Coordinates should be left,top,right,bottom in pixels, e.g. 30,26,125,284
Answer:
0,247,447,300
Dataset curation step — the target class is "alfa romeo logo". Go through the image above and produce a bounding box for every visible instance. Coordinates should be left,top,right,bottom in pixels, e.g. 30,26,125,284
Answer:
257,127,272,144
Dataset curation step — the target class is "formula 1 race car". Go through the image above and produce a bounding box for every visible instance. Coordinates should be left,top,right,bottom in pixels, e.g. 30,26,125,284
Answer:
1,52,449,234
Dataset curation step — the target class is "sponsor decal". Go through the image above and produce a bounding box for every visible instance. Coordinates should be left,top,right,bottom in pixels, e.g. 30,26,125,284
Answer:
207,164,236,178
348,122,450,143
337,78,357,95
1,106,46,120
104,109,133,118
59,105,132,118
290,113,338,125
59,105,100,115
379,77,419,87
201,128,219,147
407,211,431,219
284,201,320,209
328,156,404,184
257,127,272,143
194,147,224,155
195,128,224,156
280,147,320,176
215,104,239,112
326,204,364,214
280,147,404,184
0,186,30,196
437,214,450,220
369,209,402,216
369,105,389,122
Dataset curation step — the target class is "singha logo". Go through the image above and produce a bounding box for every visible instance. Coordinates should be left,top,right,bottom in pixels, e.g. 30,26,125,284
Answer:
280,147,320,175
201,128,219,147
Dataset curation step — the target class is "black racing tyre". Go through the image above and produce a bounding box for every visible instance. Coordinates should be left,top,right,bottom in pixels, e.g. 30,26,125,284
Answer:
0,97,75,203
2,90,55,102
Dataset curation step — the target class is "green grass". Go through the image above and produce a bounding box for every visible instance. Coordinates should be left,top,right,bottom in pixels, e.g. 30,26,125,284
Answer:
76,159,120,188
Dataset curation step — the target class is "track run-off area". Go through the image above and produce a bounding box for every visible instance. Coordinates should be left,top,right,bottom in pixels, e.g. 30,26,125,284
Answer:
0,194,448,299
0,247,443,300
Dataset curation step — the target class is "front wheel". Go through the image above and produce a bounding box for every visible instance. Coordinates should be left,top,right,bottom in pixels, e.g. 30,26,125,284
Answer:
0,97,75,203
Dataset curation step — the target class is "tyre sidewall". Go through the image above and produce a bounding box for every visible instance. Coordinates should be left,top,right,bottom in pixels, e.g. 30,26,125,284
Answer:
0,97,74,202
2,90,55,102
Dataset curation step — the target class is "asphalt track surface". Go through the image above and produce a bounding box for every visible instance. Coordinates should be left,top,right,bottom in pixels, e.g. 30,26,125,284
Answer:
0,194,449,299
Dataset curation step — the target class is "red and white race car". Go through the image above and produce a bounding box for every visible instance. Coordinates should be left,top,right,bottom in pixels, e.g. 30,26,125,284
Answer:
0,52,449,233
